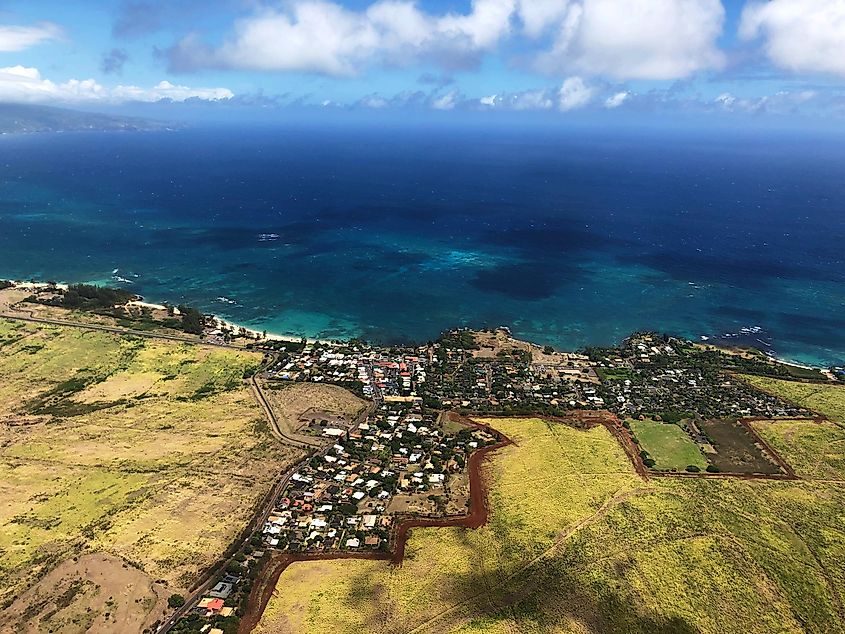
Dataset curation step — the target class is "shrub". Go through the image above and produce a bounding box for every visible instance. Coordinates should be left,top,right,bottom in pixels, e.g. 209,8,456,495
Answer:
685,465,701,473
706,465,720,473
167,594,185,608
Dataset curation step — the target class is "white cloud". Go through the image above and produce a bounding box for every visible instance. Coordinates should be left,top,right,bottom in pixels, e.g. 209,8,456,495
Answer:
517,0,569,37
432,90,460,110
537,0,725,80
0,66,232,104
740,0,845,77
166,0,516,75
715,92,736,109
558,76,593,110
511,89,554,110
437,0,515,49
0,22,61,52
604,91,628,108
477,90,556,109
714,89,820,114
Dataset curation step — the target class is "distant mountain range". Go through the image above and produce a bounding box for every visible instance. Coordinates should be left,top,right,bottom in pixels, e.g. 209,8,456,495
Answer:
0,102,179,134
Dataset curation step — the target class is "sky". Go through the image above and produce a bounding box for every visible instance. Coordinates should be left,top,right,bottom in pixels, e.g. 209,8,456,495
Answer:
0,0,844,122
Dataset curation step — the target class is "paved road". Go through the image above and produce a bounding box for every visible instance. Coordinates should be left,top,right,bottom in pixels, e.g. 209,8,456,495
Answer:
0,309,321,632
156,463,307,633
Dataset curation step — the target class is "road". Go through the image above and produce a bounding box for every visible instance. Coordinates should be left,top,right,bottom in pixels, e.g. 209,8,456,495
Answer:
0,307,323,632
155,463,307,633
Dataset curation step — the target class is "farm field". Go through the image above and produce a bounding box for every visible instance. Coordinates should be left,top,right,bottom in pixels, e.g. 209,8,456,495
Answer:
0,318,303,633
699,419,782,475
628,419,708,471
752,419,845,480
256,416,845,634
741,375,845,423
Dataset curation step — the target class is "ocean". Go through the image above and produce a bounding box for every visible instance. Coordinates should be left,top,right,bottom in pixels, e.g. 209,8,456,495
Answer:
1,123,843,366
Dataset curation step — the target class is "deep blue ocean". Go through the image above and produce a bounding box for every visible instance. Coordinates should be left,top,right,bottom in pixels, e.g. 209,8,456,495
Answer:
1,124,843,366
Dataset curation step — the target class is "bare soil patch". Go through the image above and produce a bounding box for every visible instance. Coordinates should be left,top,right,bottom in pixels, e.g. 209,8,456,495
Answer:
700,419,783,475
1,552,168,634
260,380,368,443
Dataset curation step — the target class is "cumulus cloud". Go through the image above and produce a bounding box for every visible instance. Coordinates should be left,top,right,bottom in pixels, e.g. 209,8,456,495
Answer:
0,66,233,104
558,76,593,110
165,0,516,75
535,0,725,80
604,91,629,108
517,0,570,37
0,22,61,52
740,0,845,77
713,89,819,114
477,89,556,110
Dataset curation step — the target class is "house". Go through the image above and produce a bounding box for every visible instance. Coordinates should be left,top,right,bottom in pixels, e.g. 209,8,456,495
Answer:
208,581,233,599
198,597,225,615
346,537,360,548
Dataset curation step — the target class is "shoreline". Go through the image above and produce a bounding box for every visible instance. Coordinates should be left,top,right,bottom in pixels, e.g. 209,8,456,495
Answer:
1,276,838,371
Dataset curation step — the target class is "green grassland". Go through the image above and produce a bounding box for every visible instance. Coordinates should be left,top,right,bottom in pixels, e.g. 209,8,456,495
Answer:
741,375,845,423
0,318,302,621
752,419,845,480
629,419,708,471
258,417,845,634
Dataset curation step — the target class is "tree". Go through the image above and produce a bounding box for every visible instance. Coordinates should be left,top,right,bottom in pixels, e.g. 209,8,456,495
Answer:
685,465,701,473
225,561,242,575
178,305,205,335
167,594,185,608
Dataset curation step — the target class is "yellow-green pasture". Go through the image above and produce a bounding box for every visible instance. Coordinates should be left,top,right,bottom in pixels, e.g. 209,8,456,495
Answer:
0,318,302,613
741,374,845,423
257,416,845,634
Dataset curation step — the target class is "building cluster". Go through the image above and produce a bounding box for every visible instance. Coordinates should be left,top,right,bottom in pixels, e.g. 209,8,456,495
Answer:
260,402,496,553
590,334,812,420
258,330,600,415
263,340,426,402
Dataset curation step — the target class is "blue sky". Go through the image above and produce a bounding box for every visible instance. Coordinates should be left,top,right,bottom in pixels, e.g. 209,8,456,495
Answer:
0,0,843,120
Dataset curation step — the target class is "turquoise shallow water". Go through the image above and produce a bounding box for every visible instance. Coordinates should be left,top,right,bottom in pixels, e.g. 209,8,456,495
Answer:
0,125,843,366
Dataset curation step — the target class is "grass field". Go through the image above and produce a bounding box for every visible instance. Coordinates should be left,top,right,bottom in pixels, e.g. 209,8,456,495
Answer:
752,419,845,480
741,375,845,423
256,416,845,634
0,318,303,632
629,419,708,471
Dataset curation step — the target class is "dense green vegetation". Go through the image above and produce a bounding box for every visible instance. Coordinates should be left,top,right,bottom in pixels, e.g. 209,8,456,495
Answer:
177,305,205,335
57,283,135,310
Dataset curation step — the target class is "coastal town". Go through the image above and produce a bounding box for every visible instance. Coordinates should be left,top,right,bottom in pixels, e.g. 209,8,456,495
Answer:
2,280,844,634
